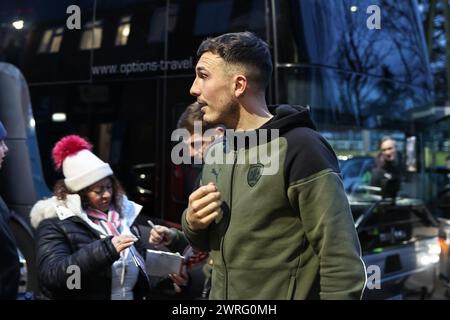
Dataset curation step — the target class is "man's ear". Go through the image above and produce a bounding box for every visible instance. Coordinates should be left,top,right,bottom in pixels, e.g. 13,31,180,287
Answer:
234,75,247,97
214,126,225,137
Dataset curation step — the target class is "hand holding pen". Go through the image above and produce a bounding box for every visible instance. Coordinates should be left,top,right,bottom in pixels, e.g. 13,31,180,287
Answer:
148,220,176,246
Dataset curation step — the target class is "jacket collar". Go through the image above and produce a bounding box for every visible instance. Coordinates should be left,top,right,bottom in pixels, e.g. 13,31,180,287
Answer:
30,194,142,233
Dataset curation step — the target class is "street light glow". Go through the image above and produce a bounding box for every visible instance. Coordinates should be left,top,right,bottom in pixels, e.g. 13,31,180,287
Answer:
52,113,67,122
12,20,24,30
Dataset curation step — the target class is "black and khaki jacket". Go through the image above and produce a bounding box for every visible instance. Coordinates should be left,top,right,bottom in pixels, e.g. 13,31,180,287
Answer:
182,105,366,300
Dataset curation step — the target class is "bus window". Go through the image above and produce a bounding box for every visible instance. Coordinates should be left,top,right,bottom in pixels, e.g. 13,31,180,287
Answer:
147,5,178,43
278,67,431,129
194,0,233,36
167,0,267,61
276,0,431,89
29,79,160,217
0,0,95,83
38,27,64,53
93,0,167,79
79,21,103,50
115,16,132,46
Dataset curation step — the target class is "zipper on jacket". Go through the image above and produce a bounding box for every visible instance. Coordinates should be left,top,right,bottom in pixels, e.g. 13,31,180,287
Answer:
220,150,237,299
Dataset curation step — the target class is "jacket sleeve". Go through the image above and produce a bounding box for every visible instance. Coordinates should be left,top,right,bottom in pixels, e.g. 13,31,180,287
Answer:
181,209,211,252
166,228,190,254
370,167,384,187
287,169,367,299
36,218,120,291
0,197,20,299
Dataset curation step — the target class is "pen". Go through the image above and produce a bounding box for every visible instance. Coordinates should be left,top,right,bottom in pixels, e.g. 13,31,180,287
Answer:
147,220,155,228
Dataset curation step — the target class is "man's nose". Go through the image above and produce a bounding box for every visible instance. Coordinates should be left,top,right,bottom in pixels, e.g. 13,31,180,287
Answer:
190,78,200,97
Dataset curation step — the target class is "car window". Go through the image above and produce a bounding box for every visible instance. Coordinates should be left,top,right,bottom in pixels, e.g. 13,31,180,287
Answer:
343,160,362,178
340,157,374,194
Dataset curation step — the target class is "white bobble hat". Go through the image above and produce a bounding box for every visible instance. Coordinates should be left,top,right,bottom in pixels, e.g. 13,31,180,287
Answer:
52,135,113,191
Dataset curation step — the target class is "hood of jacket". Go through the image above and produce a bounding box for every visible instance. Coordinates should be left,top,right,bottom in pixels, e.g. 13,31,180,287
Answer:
220,105,317,152
30,194,142,232
261,104,316,135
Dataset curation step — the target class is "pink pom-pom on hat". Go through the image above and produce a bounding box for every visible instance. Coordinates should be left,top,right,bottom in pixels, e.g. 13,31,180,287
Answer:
52,135,93,169
52,135,113,191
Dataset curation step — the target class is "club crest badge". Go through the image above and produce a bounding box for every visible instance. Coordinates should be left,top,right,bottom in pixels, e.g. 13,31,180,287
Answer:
247,163,263,187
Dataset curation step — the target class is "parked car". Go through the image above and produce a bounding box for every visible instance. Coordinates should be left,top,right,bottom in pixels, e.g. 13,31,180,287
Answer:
349,192,439,299
339,156,375,194
340,156,440,299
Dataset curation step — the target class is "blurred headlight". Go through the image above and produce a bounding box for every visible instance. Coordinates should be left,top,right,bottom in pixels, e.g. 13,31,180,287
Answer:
417,242,441,266
428,243,441,256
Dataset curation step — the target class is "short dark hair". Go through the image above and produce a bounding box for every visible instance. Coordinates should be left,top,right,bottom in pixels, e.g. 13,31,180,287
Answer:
177,102,216,135
197,31,273,90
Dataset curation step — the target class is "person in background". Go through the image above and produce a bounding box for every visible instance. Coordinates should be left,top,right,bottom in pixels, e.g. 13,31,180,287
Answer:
30,135,150,300
0,121,20,300
176,101,225,199
150,102,222,298
371,136,401,199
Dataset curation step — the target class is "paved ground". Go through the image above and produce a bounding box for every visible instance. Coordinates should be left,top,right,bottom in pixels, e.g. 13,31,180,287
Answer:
430,279,449,300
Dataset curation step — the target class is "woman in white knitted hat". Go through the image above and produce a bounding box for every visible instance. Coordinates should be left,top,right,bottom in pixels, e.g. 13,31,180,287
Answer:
30,135,150,300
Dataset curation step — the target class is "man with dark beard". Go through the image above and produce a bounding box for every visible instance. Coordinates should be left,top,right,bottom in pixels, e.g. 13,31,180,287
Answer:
182,32,366,300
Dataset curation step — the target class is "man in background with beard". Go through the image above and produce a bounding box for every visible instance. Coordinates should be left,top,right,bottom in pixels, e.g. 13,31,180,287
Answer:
371,136,401,199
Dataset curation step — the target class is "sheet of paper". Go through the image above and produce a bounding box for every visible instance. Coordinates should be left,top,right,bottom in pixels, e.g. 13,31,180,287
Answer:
146,249,184,277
